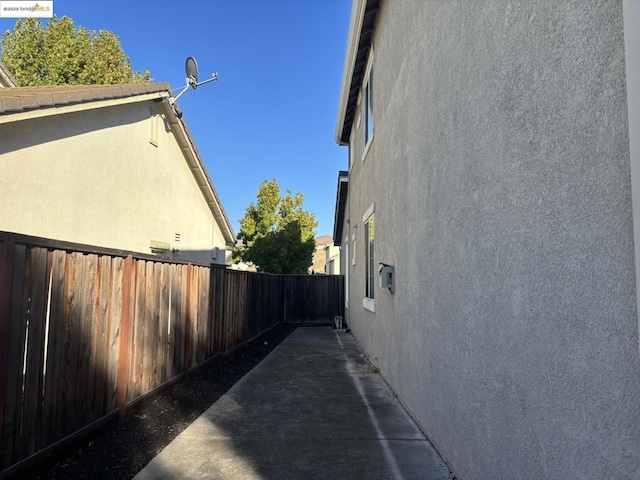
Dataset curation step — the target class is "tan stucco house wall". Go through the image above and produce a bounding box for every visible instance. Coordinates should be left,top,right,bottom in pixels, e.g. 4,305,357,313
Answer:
0,83,235,264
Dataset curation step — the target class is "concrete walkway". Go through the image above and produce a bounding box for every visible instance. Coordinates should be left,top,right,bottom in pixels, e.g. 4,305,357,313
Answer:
134,327,453,480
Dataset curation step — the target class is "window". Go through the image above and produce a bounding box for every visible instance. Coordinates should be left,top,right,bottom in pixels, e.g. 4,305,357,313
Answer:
362,204,375,312
344,233,349,308
364,68,373,147
362,49,374,160
365,214,375,299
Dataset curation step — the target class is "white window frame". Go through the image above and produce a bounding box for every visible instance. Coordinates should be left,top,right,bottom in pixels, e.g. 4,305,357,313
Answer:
349,143,354,170
362,48,374,162
351,227,356,266
362,203,375,312
344,233,349,308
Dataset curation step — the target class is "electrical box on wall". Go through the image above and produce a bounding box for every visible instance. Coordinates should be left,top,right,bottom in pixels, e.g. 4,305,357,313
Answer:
378,263,395,293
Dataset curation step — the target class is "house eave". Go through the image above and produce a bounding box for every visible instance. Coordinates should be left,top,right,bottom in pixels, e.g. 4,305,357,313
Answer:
335,0,380,146
0,83,173,123
333,171,349,245
0,91,167,125
0,61,18,87
159,102,237,247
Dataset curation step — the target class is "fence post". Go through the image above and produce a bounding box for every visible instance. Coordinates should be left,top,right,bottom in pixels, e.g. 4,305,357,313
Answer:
0,239,15,457
184,264,193,379
116,255,133,421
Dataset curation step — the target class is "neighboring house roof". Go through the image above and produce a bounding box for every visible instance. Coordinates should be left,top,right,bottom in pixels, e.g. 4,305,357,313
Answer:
333,171,349,245
0,82,168,114
0,82,236,246
0,61,18,87
315,235,334,247
335,0,380,145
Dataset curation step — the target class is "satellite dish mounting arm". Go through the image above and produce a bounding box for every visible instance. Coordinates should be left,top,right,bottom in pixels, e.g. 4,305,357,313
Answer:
168,56,218,106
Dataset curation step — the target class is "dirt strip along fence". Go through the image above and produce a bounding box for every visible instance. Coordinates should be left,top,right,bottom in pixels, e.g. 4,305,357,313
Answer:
0,232,344,476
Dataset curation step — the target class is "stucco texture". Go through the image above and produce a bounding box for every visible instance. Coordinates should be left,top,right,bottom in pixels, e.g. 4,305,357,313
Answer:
0,102,226,264
343,1,640,478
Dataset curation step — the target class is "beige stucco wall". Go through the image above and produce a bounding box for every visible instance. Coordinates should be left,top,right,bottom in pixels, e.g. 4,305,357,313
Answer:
340,1,640,478
0,101,228,264
325,245,340,274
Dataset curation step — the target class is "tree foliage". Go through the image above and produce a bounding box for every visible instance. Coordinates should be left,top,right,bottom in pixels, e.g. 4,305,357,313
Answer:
0,16,150,86
235,179,318,274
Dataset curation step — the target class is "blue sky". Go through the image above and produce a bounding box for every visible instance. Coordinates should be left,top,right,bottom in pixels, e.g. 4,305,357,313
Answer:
0,1,352,238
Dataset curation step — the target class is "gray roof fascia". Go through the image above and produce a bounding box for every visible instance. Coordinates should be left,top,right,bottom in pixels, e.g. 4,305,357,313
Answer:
335,0,379,146
333,171,349,245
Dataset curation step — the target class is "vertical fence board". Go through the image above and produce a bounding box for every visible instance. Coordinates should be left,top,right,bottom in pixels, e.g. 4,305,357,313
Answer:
144,261,157,393
0,240,15,466
236,274,244,346
168,265,181,380
165,265,174,382
105,257,124,413
179,264,187,374
224,273,234,351
193,267,202,365
179,265,186,378
51,252,69,445
9,246,32,465
158,264,169,386
59,253,80,437
199,267,209,363
106,256,121,414
153,262,162,389
200,267,211,363
92,256,110,419
116,256,132,419
41,250,64,448
1,244,25,469
81,255,98,426
37,250,53,453
72,253,93,433
22,247,48,459
239,275,247,344
195,267,201,367
183,264,193,377
211,267,224,356
131,260,145,400
206,268,214,358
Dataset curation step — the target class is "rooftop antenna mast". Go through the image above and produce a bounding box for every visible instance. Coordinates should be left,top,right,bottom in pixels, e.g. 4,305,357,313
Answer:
169,56,218,106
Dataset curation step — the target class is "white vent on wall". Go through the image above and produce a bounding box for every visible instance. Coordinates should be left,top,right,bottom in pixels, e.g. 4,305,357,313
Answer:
150,240,170,254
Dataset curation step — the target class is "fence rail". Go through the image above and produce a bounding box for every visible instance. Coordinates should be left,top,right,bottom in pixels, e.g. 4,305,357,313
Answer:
0,232,343,475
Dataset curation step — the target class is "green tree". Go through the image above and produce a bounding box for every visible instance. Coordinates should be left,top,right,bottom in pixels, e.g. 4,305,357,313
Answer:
235,179,318,274
0,16,150,86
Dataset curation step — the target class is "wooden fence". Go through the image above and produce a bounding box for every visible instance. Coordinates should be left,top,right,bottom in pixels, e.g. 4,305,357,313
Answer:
284,275,344,324
0,232,343,476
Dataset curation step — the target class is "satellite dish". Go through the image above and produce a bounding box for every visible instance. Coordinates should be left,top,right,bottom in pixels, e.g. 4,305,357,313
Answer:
185,56,198,89
169,56,219,106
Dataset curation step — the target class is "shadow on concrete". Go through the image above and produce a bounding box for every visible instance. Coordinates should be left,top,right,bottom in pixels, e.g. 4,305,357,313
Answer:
133,327,454,480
